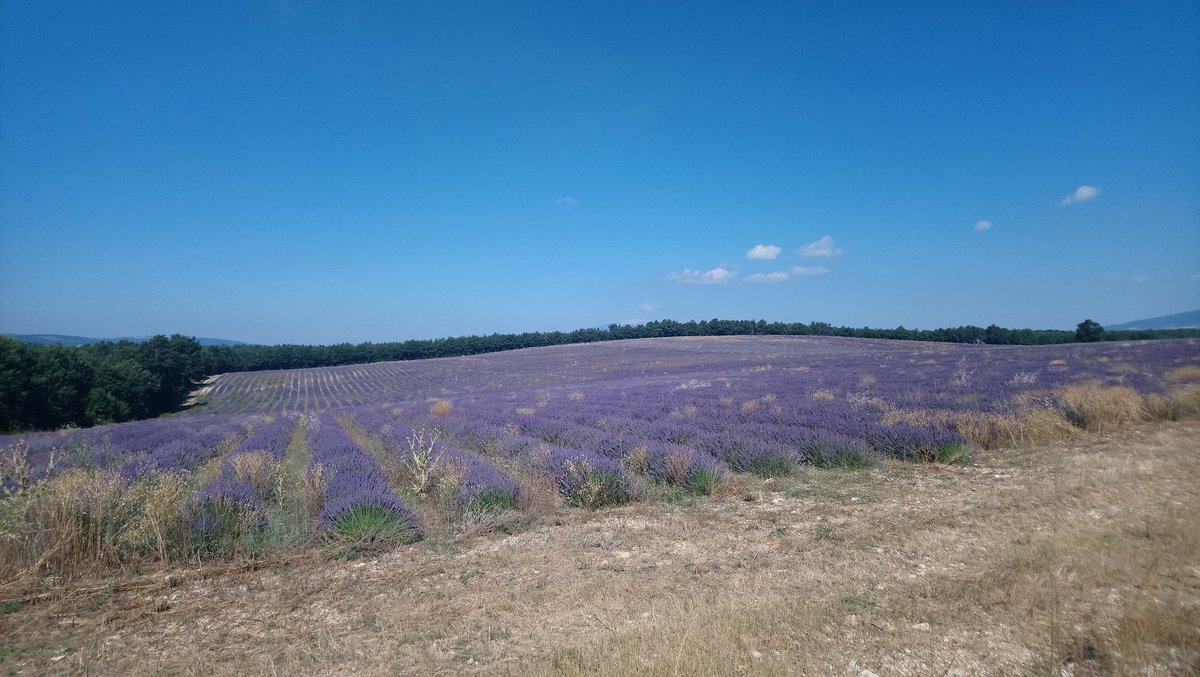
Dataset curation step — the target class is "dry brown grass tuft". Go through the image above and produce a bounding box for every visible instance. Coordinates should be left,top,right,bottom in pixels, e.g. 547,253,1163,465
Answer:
1058,382,1147,432
1165,365,1200,383
811,389,835,401
1,469,198,586
299,463,326,523
1143,383,1200,421
954,408,1078,449
229,451,281,501
429,399,453,416
515,471,562,521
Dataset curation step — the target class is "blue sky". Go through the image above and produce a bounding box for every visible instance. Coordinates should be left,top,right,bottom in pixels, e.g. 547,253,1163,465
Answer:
2,1,1198,345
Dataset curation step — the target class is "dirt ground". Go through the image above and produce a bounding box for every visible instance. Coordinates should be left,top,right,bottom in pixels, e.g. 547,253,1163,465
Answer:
3,422,1198,676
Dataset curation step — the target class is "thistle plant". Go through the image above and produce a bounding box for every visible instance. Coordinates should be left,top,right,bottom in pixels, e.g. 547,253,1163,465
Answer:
405,427,442,494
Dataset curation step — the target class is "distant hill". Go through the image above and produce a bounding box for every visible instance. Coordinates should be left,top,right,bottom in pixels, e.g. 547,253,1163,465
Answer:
4,334,249,347
1105,309,1200,331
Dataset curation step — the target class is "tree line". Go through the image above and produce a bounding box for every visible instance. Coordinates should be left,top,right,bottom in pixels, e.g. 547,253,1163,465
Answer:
2,319,1195,433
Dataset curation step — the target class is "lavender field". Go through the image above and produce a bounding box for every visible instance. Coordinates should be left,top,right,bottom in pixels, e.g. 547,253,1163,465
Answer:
3,336,1199,565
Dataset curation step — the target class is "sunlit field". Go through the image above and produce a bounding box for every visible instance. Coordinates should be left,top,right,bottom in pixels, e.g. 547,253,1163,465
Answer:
2,336,1199,675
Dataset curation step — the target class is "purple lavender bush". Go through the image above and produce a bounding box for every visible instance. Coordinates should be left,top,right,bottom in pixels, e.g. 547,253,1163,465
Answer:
308,415,421,542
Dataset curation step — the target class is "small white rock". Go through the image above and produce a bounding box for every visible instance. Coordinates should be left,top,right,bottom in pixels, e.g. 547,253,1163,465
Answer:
912,622,931,632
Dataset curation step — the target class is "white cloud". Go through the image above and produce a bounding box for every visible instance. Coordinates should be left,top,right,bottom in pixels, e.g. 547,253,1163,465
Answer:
1060,185,1100,205
746,244,782,260
554,196,578,205
745,271,790,284
791,266,830,277
799,235,842,258
667,267,736,284
974,220,992,232
1130,275,1149,285
640,302,660,312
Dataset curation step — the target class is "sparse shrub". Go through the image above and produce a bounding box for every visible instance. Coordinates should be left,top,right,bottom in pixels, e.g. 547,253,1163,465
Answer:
811,390,835,401
951,357,973,387
741,399,760,413
858,374,877,388
429,400,453,417
567,390,585,401
1008,371,1040,385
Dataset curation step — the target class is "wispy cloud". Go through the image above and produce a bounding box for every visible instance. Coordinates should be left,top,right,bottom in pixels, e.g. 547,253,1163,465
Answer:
554,196,578,205
745,271,790,284
798,235,842,258
1131,275,1149,285
791,266,830,277
640,301,660,312
743,267,831,284
974,220,992,232
667,267,736,285
746,244,782,260
1061,185,1100,205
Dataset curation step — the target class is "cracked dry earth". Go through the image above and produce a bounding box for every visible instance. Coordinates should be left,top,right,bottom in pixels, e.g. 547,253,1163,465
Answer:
4,422,1199,676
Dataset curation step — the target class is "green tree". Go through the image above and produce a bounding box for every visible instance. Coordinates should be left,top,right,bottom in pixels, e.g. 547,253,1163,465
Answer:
1075,319,1105,343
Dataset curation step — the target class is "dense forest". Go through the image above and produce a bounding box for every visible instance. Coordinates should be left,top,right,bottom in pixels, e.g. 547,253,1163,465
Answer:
2,319,1197,433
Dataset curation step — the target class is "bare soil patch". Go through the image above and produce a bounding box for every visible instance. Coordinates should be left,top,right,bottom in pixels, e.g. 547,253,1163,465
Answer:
3,423,1198,676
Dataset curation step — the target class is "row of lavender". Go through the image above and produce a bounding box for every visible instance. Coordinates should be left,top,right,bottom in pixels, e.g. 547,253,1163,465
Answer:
0,414,262,493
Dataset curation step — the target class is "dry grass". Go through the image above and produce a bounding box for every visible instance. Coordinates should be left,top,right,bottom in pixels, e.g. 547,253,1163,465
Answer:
430,399,454,417
1058,382,1147,432
3,422,1197,675
1144,384,1200,421
1164,365,1200,383
0,470,196,593
229,451,282,501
